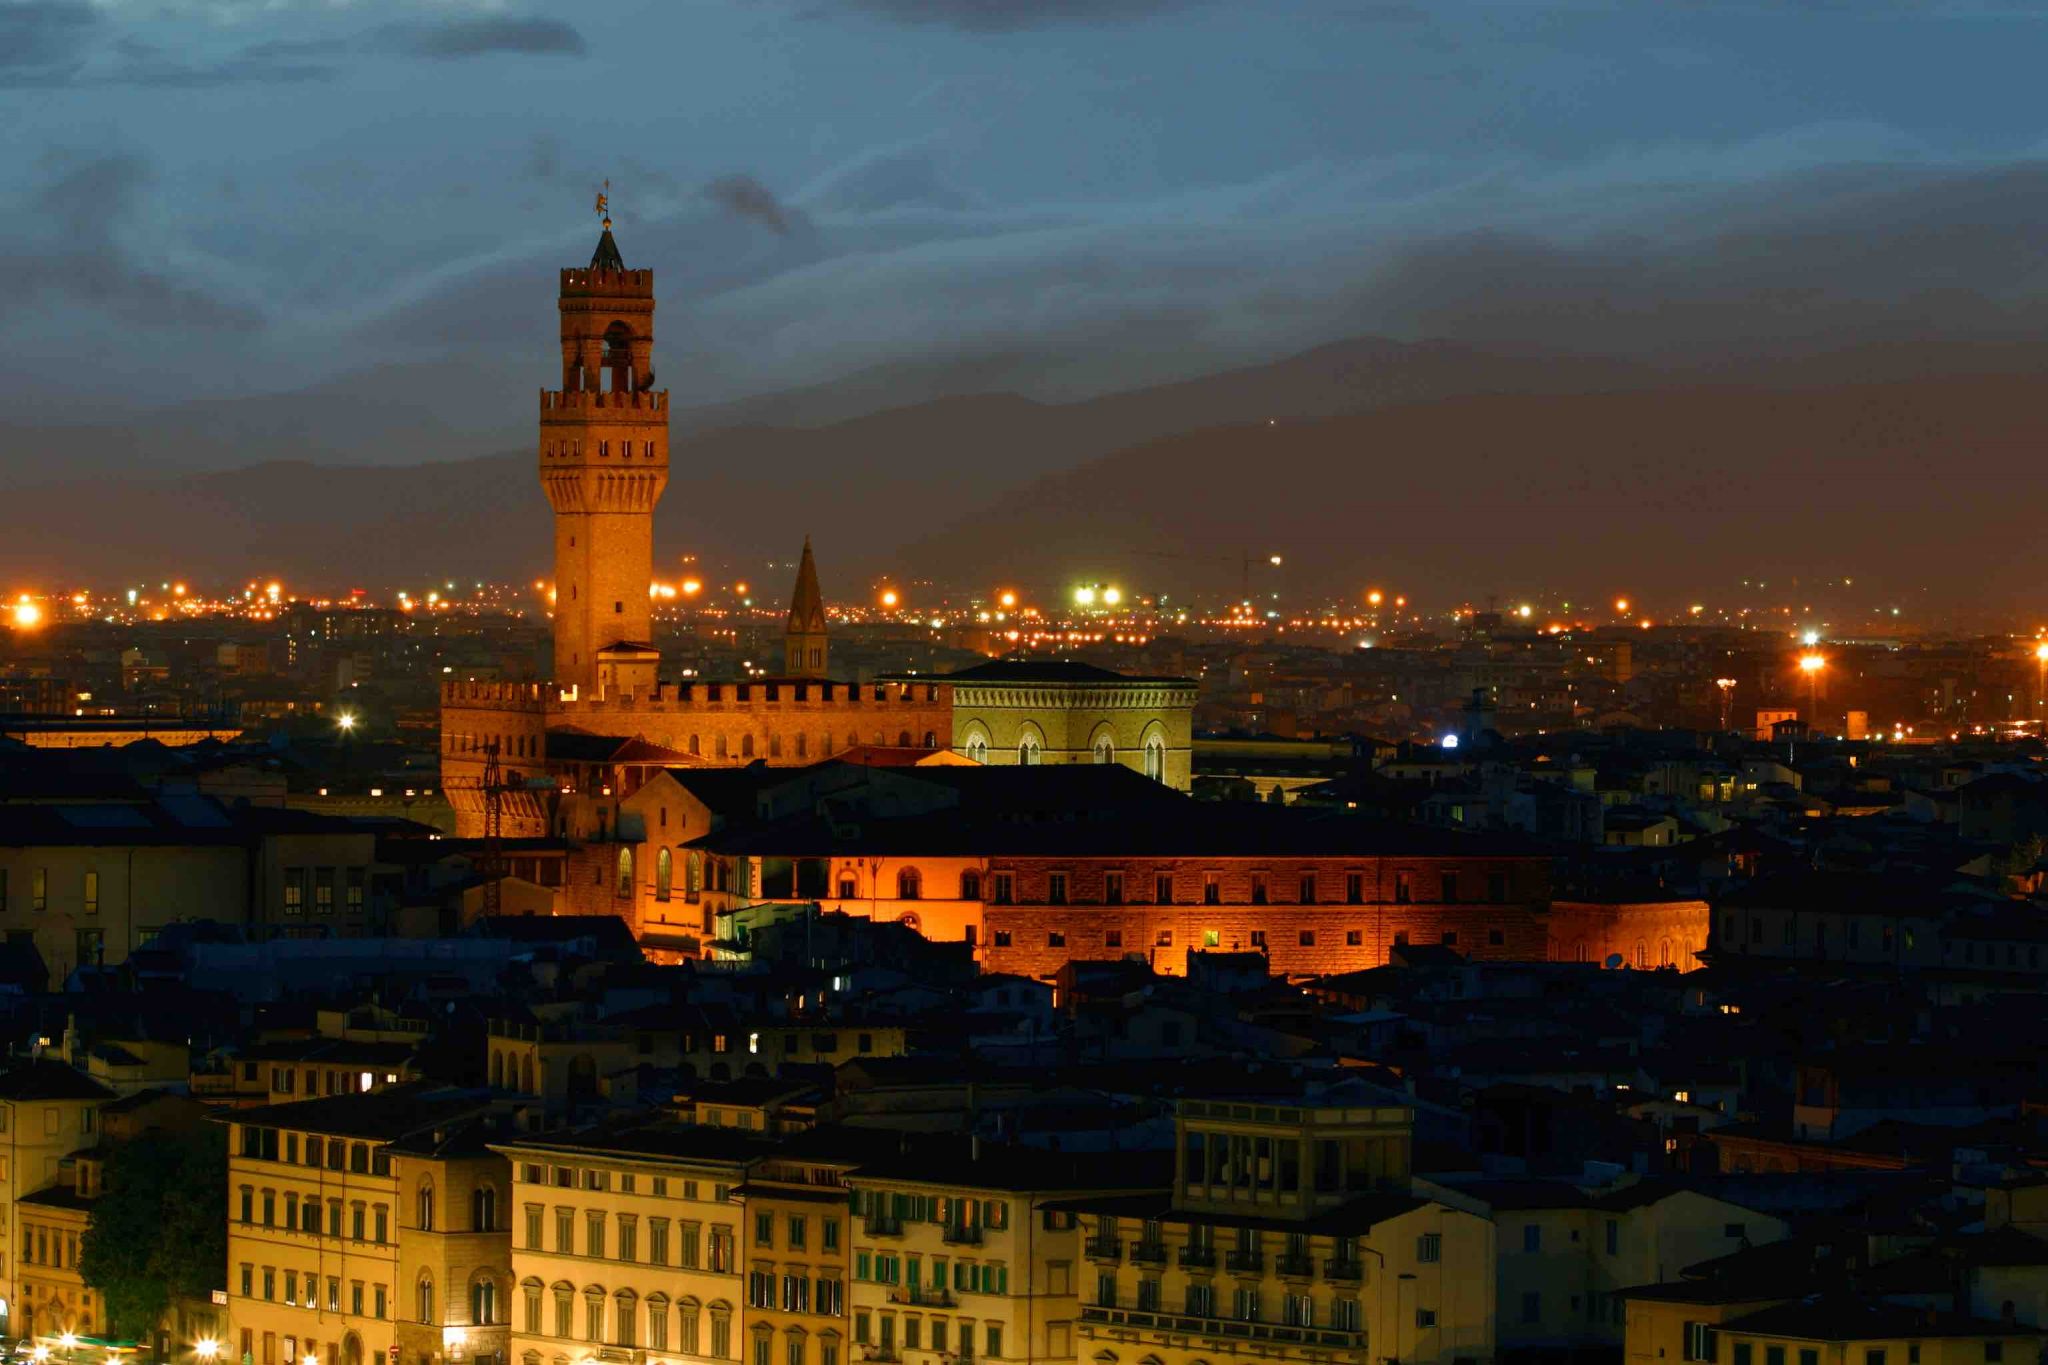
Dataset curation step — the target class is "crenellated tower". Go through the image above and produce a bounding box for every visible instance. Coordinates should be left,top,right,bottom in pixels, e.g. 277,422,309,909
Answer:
540,210,668,696
784,536,829,678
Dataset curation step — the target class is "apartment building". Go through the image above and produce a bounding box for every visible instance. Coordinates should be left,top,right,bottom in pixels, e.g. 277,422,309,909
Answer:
220,1084,496,1365
1069,1096,1495,1365
0,1058,113,1342
389,1121,513,1365
490,1125,772,1365
845,1138,1160,1365
737,1138,856,1365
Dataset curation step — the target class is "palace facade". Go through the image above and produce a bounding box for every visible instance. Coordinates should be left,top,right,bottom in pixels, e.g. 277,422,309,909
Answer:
439,222,1192,843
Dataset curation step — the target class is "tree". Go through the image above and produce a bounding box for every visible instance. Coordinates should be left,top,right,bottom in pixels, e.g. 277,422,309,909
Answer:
79,1124,227,1340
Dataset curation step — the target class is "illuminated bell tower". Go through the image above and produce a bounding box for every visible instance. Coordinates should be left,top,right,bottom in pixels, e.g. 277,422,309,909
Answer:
540,195,668,697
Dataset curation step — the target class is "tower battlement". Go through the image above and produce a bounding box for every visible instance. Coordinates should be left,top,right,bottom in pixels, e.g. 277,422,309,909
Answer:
539,388,668,414
559,266,654,296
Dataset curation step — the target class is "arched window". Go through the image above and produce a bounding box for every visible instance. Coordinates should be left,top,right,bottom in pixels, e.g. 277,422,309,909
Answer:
898,868,922,901
551,1283,575,1339
966,732,989,764
520,1055,535,1094
416,1182,434,1232
473,1277,500,1327
1635,941,1648,968
922,731,937,749
960,871,982,901
769,734,782,758
1659,938,1673,967
716,735,729,760
679,1299,703,1355
489,1052,504,1089
472,1185,497,1232
741,734,755,758
656,847,673,903
796,733,808,759
1019,734,1042,766
417,1274,436,1326
647,1294,672,1352
522,1279,544,1334
1144,733,1166,782
583,1287,606,1343
689,734,701,756
1093,734,1114,764
616,847,634,899
897,730,912,747
614,1290,638,1347
688,851,703,900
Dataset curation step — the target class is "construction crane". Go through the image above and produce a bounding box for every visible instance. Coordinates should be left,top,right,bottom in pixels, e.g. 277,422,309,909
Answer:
1133,548,1282,604
478,740,510,920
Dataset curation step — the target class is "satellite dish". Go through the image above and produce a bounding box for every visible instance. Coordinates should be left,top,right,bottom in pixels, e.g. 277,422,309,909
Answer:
1604,953,1625,970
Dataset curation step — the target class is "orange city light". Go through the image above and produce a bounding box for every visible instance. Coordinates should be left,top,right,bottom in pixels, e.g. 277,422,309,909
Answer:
880,589,900,609
681,578,702,596
1366,589,1384,607
2035,641,2048,662
10,597,43,630
1614,597,1630,614
998,590,1018,609
1799,652,1826,674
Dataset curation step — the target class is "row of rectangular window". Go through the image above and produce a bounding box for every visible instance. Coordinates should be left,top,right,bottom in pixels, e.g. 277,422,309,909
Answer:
524,1285,734,1355
980,870,1509,906
853,1253,1008,1295
238,1265,383,1318
516,1163,735,1200
280,866,368,915
238,1127,392,1172
851,1311,1004,1360
525,1204,736,1269
1000,926,1509,950
1098,1276,1365,1330
240,1187,389,1241
744,1271,847,1316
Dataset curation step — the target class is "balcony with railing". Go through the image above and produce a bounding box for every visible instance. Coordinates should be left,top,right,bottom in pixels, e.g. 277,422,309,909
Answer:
941,1223,982,1246
862,1215,905,1238
1084,1236,1123,1263
889,1284,956,1309
1178,1245,1216,1269
1225,1249,1264,1274
1276,1252,1315,1279
1081,1304,1365,1352
1131,1241,1168,1267
1323,1258,1363,1282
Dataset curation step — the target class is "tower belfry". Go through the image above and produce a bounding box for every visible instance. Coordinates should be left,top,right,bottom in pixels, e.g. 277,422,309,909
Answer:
784,536,829,678
540,194,668,696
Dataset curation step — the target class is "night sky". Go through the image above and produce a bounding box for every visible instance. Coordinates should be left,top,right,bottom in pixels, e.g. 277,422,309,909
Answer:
8,0,2048,410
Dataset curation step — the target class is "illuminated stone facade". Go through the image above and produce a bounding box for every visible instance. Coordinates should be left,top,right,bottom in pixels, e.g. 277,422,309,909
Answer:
1543,897,1711,970
438,226,1190,846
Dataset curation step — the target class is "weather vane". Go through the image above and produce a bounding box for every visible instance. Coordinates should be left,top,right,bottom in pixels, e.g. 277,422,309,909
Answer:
595,179,611,230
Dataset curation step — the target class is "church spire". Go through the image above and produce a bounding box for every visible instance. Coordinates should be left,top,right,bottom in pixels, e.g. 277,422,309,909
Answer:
590,180,625,272
783,537,829,679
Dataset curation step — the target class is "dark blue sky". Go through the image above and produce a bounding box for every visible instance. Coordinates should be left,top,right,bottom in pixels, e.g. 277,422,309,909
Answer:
8,0,2048,408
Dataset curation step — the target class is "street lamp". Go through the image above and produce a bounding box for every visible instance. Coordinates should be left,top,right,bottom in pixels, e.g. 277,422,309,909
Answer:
335,711,358,735
2034,641,2048,718
194,1341,219,1363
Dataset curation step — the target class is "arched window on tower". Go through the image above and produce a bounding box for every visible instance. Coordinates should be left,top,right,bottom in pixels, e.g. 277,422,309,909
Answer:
616,848,634,900
1144,734,1166,782
656,848,672,903
1093,735,1114,764
1019,734,1042,766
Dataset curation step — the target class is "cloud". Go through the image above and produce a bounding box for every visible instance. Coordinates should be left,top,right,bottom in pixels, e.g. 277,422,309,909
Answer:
0,1,96,68
371,16,586,59
0,152,261,329
810,0,1203,31
706,175,797,234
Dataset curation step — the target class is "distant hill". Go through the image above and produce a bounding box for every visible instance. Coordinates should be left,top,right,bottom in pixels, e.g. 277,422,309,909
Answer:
897,372,2048,609
0,336,1654,585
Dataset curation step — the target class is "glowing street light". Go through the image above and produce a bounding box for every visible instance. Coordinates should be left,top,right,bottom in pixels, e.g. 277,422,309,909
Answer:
194,1341,220,1362
1074,586,1097,607
10,597,41,630
336,711,358,735
997,590,1017,609
2035,640,2048,715
879,589,899,609
1366,589,1384,607
1613,597,1630,614
1102,586,1123,607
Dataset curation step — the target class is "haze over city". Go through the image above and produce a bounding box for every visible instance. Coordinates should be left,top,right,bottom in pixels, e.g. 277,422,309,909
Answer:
7,0,2048,611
